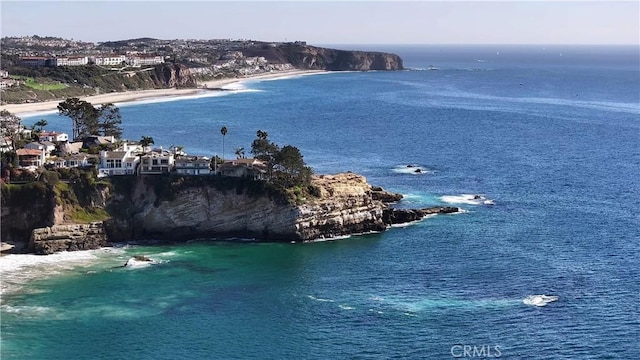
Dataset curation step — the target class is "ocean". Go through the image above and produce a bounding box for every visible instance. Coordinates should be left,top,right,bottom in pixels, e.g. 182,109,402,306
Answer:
2,45,639,359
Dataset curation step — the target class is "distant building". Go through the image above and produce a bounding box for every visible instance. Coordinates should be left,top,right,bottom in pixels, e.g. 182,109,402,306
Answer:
19,56,53,67
93,55,126,66
55,56,88,66
127,55,164,66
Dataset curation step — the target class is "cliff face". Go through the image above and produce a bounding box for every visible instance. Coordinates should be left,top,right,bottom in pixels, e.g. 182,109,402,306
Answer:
244,45,404,71
1,182,56,244
104,173,391,242
152,63,197,88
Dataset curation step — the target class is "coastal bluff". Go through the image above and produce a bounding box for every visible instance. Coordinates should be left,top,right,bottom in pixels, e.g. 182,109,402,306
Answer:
2,173,458,254
105,172,442,242
245,44,404,71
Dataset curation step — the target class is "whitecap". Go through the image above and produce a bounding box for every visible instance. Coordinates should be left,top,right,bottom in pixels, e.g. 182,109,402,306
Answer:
123,256,157,268
523,295,559,307
440,194,494,205
338,304,355,310
392,165,431,175
307,295,334,302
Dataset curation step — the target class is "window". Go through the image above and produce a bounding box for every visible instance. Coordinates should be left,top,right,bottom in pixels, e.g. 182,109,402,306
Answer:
160,159,168,165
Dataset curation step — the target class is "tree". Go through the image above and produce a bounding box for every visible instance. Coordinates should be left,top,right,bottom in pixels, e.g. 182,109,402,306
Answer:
33,119,48,133
57,97,99,140
0,110,22,152
98,103,123,139
273,145,312,187
234,146,245,159
139,136,154,149
57,98,123,140
220,126,228,161
251,129,279,177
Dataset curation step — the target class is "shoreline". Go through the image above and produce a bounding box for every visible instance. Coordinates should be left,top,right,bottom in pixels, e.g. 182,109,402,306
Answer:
1,69,328,117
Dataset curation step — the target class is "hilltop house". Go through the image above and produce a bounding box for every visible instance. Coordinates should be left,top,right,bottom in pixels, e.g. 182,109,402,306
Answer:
139,149,174,175
24,141,56,157
174,156,211,175
39,131,69,143
16,148,45,168
219,158,266,179
52,154,92,169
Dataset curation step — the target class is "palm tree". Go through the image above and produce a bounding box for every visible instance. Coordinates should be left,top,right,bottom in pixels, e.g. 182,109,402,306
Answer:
220,126,228,161
235,146,245,159
140,136,154,150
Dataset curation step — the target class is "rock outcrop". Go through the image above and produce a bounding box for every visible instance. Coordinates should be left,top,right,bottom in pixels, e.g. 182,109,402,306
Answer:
29,222,108,254
382,207,460,225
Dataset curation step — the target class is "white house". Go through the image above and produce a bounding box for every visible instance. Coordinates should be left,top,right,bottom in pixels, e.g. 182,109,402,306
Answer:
24,141,55,157
139,149,174,175
53,154,91,168
174,156,211,175
39,131,68,143
98,150,139,176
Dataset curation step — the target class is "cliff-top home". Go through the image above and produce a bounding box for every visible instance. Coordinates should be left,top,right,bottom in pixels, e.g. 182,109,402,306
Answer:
16,148,45,168
139,148,174,175
39,131,69,143
174,156,211,175
219,158,266,179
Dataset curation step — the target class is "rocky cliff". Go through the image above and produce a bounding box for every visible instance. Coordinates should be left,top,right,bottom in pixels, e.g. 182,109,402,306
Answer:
243,45,404,71
152,63,197,88
104,173,456,243
2,172,458,253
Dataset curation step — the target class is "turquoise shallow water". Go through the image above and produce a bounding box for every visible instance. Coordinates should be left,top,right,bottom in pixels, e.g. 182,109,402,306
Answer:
4,45,639,359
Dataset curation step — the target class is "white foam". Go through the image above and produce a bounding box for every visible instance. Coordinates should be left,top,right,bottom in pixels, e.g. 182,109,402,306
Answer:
307,295,334,302
114,88,262,108
392,165,431,175
523,295,559,307
339,304,355,310
0,248,120,296
0,305,51,315
440,194,494,205
123,257,155,268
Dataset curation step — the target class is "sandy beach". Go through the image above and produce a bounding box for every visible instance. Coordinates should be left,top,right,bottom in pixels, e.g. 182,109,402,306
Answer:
1,69,326,117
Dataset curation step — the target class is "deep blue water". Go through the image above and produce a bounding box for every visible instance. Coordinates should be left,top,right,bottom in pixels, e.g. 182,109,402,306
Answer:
3,45,639,359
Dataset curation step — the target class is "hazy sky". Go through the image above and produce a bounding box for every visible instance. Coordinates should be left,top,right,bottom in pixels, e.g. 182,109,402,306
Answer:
1,1,638,45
